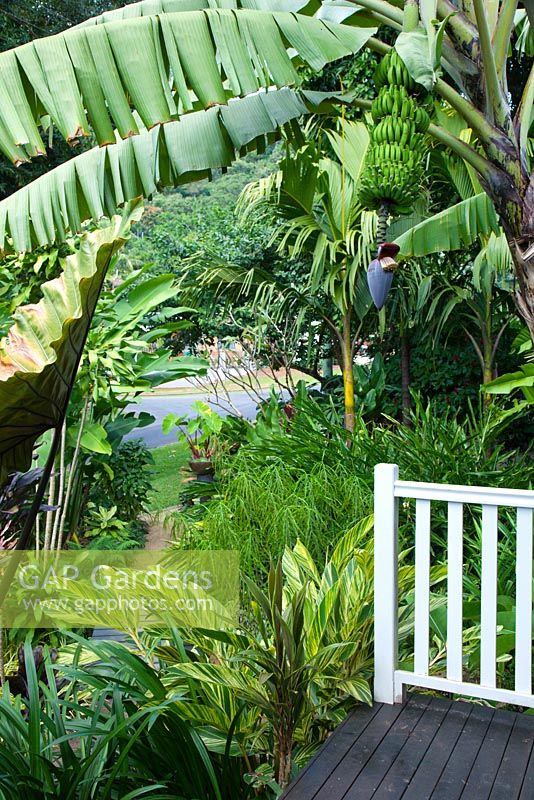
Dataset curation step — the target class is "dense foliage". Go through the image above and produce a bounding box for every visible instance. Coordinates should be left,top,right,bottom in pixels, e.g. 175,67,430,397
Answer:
0,2,533,799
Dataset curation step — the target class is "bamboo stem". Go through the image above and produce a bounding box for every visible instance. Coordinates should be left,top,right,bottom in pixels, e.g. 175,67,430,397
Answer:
50,420,66,551
57,397,90,550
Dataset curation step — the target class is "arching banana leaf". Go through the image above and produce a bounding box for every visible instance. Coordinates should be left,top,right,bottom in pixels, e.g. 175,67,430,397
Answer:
74,0,313,25
0,202,142,481
0,88,353,254
394,193,501,258
0,8,374,164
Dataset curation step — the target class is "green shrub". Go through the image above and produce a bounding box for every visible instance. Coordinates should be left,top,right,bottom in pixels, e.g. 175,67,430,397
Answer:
90,439,153,521
0,639,231,800
175,458,372,578
144,522,441,793
241,393,533,490
183,395,533,582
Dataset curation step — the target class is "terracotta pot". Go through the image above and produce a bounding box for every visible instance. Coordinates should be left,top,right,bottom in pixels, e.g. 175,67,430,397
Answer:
188,459,214,476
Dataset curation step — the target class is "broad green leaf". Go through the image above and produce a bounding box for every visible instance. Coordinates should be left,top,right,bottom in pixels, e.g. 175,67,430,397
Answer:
0,9,375,165
0,89,358,254
80,422,112,455
513,327,533,355
485,365,534,395
127,274,177,315
105,412,155,446
162,413,181,434
0,202,142,480
394,194,501,257
137,353,208,387
395,30,436,91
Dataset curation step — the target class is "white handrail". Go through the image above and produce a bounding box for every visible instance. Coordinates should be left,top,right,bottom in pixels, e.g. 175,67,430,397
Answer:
394,479,534,508
374,463,534,708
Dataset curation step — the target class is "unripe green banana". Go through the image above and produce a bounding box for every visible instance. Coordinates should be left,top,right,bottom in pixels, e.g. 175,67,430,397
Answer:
359,44,434,215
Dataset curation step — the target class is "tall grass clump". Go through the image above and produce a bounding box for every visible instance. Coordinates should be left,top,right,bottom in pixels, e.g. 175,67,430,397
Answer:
175,457,371,578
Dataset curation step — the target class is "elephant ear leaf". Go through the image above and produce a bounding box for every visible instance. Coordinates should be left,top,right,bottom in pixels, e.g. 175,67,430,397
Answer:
0,201,143,481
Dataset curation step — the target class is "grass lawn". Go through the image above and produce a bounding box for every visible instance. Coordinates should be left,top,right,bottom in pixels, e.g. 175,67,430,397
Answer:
148,441,190,512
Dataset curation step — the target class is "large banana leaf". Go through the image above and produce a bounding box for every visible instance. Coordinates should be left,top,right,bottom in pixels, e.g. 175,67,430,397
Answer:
0,8,374,164
485,365,534,402
74,0,312,25
0,203,142,481
0,88,350,254
394,193,501,257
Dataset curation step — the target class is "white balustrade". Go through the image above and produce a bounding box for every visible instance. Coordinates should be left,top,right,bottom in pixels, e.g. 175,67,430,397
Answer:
374,463,534,707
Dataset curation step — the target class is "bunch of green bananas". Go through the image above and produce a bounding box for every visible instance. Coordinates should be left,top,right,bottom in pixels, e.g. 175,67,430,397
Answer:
359,48,433,216
374,49,416,94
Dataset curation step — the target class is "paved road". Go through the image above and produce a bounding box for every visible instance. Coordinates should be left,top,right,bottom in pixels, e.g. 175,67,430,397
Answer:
125,390,274,448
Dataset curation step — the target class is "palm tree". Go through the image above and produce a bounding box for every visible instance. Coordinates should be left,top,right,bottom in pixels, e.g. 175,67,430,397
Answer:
206,119,376,431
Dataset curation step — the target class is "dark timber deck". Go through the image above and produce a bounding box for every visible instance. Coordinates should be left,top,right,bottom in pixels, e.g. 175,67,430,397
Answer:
282,694,534,800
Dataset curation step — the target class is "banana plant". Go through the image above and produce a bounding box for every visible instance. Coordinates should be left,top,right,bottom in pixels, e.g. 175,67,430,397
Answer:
0,0,532,343
393,113,516,399
208,119,376,431
0,1,375,253
0,0,532,338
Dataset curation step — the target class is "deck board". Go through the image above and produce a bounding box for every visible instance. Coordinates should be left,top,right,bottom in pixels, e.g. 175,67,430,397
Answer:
282,695,534,800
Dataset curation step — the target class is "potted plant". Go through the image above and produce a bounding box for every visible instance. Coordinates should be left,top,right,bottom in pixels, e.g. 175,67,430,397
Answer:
163,401,224,477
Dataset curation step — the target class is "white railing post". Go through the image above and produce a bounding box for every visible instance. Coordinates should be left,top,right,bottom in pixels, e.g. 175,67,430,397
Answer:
374,463,401,704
